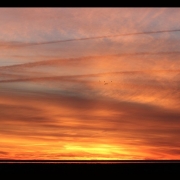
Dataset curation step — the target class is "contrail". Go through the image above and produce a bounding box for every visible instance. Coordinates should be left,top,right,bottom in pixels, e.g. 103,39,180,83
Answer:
16,29,180,47
0,51,180,70
0,70,180,83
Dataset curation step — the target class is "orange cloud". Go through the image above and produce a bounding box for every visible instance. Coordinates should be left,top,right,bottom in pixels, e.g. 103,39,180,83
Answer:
1,8,180,160
1,82,180,160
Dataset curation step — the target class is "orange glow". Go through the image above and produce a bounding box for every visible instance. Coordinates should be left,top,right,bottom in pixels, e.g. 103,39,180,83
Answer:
1,90,180,160
1,8,180,160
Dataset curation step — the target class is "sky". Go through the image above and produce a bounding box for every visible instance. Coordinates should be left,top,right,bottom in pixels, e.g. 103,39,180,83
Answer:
0,8,180,160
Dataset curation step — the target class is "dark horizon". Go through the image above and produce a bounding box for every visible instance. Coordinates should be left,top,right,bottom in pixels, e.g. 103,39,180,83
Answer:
1,160,180,163
1,8,180,160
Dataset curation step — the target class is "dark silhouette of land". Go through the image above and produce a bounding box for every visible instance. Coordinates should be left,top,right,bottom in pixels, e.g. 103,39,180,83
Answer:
0,160,179,178
0,160,180,163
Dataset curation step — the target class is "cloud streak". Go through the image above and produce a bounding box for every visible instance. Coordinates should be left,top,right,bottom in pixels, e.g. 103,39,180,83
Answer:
1,8,180,160
1,29,180,48
0,88,180,160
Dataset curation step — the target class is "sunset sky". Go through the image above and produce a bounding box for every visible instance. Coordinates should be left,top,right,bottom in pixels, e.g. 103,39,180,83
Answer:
0,8,180,160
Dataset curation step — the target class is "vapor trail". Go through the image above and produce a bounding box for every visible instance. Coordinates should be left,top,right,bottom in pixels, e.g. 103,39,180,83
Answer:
1,51,180,70
1,70,180,83
17,29,180,47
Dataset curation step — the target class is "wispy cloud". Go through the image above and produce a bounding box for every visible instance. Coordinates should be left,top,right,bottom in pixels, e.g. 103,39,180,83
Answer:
1,87,180,159
1,29,180,48
1,8,180,160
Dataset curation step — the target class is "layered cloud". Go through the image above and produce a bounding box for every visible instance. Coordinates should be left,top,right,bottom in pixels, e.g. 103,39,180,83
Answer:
1,83,180,160
0,8,180,160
